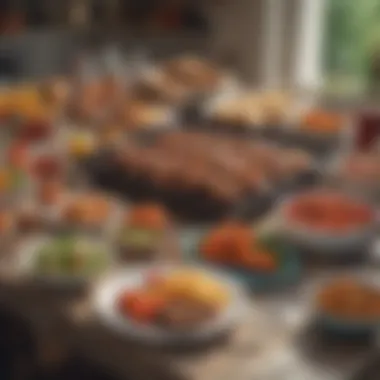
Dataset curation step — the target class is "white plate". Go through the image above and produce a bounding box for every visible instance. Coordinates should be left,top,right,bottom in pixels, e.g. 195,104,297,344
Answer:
278,190,378,253
132,106,179,131
93,264,248,345
15,235,114,286
204,89,298,127
143,64,239,105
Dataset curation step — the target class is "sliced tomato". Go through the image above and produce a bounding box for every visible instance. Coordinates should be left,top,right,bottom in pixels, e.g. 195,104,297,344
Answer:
118,290,165,323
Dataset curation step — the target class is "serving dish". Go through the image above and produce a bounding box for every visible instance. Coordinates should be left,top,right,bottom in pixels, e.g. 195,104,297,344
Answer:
136,56,232,103
201,90,296,138
85,132,320,222
93,264,248,345
315,276,380,335
281,109,350,156
15,235,113,286
47,191,123,237
278,189,378,253
135,56,238,125
180,225,301,291
116,203,178,262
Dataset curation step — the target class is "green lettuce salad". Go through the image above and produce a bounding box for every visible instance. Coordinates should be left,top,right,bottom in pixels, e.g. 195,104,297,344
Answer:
35,236,108,276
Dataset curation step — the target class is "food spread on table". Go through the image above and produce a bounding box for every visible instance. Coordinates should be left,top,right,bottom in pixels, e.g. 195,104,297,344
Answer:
101,132,315,221
0,51,378,375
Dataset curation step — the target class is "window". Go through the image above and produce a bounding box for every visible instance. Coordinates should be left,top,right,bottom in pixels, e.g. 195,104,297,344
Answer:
269,0,380,96
322,0,380,96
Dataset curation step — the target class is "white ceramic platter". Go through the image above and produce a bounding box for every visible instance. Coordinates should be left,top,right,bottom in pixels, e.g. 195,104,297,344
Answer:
93,263,249,345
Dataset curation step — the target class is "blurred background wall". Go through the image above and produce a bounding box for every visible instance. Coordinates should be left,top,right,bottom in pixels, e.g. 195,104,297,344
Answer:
0,0,379,101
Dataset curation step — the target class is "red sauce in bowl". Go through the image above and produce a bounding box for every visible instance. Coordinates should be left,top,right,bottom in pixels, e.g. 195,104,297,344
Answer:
284,192,374,233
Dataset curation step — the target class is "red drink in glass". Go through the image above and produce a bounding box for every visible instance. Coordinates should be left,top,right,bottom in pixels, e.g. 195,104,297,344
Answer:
356,109,380,150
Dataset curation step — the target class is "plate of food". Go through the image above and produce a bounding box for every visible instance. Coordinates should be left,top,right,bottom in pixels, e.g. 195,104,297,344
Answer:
161,56,224,95
181,221,301,290
17,234,112,285
56,192,122,235
116,203,176,262
285,108,348,153
116,99,178,132
279,189,377,252
93,264,248,345
297,109,347,136
202,90,297,136
135,55,236,116
315,276,380,335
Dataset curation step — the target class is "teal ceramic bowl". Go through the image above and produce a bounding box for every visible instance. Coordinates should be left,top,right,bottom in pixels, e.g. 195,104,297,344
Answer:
318,313,380,336
180,228,302,291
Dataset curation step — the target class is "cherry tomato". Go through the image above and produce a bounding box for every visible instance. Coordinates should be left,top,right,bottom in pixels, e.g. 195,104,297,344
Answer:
118,290,165,323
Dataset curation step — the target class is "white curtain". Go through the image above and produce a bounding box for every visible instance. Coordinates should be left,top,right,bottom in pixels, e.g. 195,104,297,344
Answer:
293,0,326,91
